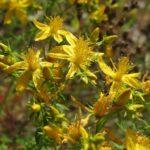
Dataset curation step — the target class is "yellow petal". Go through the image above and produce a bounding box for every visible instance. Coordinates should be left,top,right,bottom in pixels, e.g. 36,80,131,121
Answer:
58,30,77,46
4,61,27,74
48,53,69,60
40,61,59,68
53,34,63,43
32,69,50,102
33,19,48,30
98,57,115,78
124,73,140,78
80,127,88,138
32,69,43,89
62,45,74,55
84,69,97,79
125,129,136,150
35,30,50,41
122,76,141,89
125,129,150,150
66,64,78,79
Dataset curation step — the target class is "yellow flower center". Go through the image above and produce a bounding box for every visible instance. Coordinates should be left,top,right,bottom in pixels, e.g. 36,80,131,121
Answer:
137,135,150,145
114,72,123,82
72,38,93,68
49,16,63,35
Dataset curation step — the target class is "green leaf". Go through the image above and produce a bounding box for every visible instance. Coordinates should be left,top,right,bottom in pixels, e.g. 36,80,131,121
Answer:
96,115,111,131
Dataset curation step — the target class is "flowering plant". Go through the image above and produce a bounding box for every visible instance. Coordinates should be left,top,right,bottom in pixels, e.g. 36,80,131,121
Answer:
0,0,149,149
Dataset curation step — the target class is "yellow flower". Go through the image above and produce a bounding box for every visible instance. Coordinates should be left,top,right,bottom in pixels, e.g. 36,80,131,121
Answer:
93,93,113,117
98,57,141,93
3,0,32,24
33,16,69,43
93,89,132,117
43,125,62,144
125,129,150,150
63,119,88,144
4,48,58,102
48,35,103,83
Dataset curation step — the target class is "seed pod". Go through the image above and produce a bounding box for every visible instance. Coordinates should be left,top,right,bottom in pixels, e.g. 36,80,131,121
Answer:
115,89,131,106
103,35,118,44
90,27,100,42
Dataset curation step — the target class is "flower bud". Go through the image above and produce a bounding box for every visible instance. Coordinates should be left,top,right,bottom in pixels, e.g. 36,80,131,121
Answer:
31,103,41,112
43,125,62,143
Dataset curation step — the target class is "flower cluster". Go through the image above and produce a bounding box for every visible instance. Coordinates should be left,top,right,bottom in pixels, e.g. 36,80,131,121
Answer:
0,0,149,149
